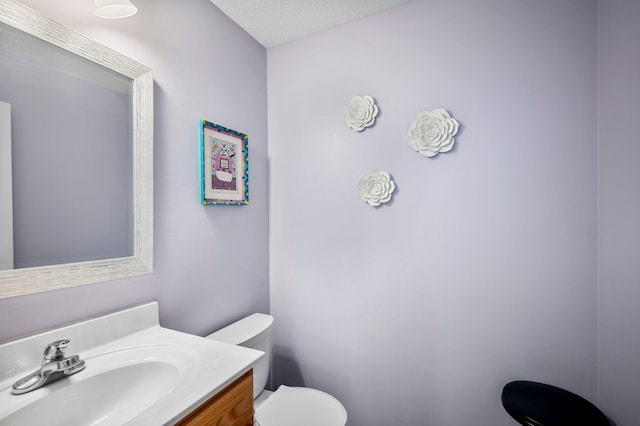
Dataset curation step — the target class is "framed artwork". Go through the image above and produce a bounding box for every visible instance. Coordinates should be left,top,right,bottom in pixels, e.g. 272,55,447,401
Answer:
200,120,249,205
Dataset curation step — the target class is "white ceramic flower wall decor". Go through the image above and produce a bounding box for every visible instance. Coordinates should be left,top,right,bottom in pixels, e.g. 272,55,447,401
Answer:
407,108,460,158
345,95,379,131
359,171,396,207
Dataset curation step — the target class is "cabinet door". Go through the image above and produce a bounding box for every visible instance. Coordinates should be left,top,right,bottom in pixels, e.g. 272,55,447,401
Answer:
177,369,253,426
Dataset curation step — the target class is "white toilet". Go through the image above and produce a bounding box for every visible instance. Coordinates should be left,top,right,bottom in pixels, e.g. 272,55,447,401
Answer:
207,313,347,426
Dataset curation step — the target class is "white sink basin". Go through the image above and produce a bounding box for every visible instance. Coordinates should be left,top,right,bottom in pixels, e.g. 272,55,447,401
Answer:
0,303,264,425
2,346,196,426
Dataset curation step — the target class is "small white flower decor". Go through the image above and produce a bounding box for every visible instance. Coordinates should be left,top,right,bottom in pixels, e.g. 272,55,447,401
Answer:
345,95,379,131
359,171,396,207
407,108,460,158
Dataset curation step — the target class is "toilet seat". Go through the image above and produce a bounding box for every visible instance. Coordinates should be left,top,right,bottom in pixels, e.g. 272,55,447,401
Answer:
255,385,347,426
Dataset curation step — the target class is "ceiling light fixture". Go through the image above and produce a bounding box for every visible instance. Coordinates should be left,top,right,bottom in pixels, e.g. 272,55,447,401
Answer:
95,0,138,19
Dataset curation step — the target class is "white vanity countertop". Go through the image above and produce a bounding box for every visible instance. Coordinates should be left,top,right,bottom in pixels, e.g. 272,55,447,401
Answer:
0,302,264,425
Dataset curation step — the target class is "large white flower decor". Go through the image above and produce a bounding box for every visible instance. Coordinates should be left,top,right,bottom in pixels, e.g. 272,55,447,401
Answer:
359,171,395,207
407,108,459,158
345,95,379,131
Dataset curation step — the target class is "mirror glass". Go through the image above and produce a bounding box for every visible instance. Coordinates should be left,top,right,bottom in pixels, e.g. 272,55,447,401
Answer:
0,19,133,270
0,1,153,299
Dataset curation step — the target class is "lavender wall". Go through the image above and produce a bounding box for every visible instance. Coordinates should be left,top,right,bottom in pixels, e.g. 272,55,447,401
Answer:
597,1,640,424
267,1,598,425
0,0,269,342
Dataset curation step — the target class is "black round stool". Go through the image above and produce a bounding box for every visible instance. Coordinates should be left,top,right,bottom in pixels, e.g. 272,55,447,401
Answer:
501,381,610,426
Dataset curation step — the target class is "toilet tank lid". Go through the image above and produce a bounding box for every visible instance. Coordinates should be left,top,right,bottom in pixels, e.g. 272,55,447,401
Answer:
207,313,273,346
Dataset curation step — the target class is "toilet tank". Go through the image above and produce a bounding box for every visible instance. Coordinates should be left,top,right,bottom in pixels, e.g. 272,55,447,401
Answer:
206,313,273,399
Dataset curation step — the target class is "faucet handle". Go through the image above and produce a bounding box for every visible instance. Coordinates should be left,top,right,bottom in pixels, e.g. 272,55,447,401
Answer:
43,339,70,360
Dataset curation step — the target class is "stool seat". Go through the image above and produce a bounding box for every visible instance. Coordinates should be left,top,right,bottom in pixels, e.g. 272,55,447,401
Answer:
501,381,610,426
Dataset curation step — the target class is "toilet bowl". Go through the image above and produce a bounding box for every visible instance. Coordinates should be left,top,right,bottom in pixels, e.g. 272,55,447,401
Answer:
207,313,347,426
254,385,347,426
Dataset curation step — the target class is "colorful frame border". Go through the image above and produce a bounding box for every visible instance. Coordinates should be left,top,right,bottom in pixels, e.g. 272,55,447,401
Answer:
200,120,249,205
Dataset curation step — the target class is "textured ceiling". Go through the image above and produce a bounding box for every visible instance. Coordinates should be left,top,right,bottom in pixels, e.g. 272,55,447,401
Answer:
210,0,414,48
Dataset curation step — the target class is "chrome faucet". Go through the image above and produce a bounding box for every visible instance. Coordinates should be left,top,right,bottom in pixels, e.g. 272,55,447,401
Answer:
11,339,86,395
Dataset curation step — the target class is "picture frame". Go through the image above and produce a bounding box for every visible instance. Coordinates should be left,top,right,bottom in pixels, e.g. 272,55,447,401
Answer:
200,120,249,205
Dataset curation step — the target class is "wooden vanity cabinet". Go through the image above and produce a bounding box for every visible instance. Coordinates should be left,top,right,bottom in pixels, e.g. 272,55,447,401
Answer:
177,369,254,426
